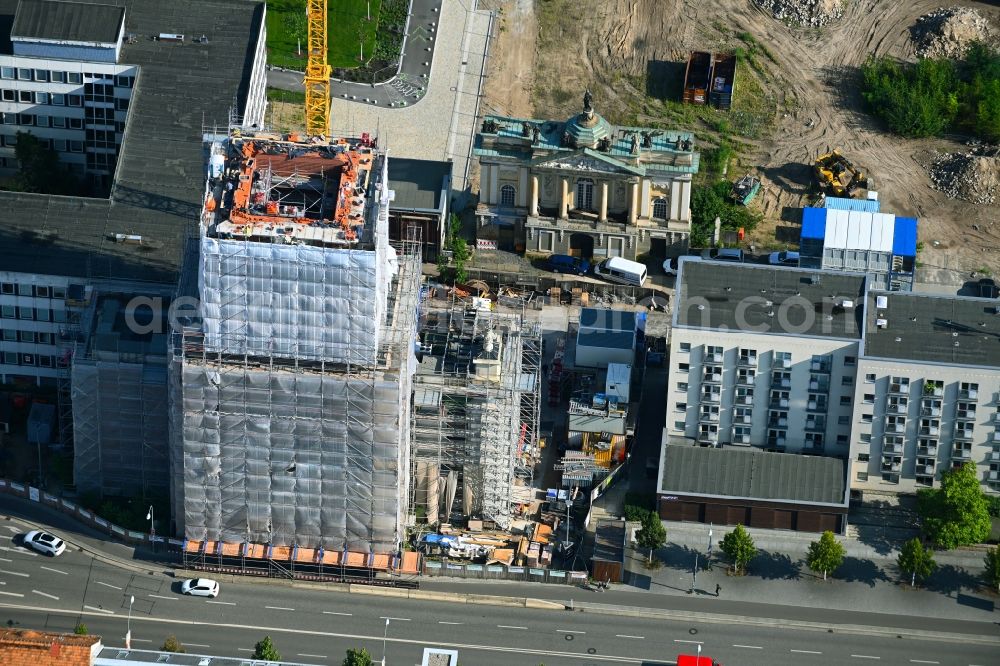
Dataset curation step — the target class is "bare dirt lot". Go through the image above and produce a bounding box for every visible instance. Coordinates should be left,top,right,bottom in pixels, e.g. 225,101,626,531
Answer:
481,0,1000,276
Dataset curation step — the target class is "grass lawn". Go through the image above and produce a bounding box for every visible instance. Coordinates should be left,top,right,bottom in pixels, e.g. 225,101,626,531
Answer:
266,0,383,71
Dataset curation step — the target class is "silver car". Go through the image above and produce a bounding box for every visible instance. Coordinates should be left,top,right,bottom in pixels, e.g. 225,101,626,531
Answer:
180,578,220,598
23,530,66,557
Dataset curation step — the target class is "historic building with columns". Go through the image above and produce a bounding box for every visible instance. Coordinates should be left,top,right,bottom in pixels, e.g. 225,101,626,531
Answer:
473,92,700,261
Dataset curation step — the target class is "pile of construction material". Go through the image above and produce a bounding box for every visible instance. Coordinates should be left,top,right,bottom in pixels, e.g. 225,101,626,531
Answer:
752,0,846,27
913,7,994,59
929,146,1000,205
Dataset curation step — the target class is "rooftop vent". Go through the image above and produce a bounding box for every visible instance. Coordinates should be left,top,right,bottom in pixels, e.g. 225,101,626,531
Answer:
840,299,854,309
876,295,888,309
894,336,902,342
809,275,820,284
158,33,185,42
876,318,888,329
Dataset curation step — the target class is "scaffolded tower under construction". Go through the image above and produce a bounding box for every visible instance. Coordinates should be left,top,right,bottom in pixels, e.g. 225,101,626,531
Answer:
169,129,420,553
410,298,541,529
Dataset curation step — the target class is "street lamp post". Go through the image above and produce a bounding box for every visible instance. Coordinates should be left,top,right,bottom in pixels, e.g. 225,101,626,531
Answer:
381,617,389,666
126,594,134,648
146,505,155,552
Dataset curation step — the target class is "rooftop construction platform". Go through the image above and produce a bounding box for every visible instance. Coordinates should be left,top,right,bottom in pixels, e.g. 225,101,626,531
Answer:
204,132,380,247
864,291,1000,368
0,0,265,283
674,261,867,340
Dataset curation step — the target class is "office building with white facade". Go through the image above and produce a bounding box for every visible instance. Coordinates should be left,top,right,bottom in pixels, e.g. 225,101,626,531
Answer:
851,291,1000,496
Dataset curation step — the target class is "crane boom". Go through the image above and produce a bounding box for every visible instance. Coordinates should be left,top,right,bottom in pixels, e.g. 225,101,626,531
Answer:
304,0,330,136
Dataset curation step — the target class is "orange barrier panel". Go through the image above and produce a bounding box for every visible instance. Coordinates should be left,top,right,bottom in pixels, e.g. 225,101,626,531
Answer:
399,551,420,574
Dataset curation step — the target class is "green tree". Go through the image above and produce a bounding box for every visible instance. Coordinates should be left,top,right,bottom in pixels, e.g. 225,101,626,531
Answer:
635,510,667,563
252,636,281,661
342,647,374,666
806,530,846,580
897,538,936,588
689,179,762,248
73,623,88,636
720,524,757,575
861,56,960,138
917,462,991,549
161,635,185,653
985,547,1000,594
4,131,80,195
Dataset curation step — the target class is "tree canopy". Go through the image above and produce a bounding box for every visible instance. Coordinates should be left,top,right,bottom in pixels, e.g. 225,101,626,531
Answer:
252,636,281,661
343,648,374,666
985,547,1000,594
897,538,936,587
1,131,82,195
720,524,757,575
635,511,667,562
806,530,846,581
690,180,762,248
917,462,991,549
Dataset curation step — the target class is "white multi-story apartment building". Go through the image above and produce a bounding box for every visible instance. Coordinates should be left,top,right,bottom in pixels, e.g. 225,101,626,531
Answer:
851,290,1000,495
667,260,866,458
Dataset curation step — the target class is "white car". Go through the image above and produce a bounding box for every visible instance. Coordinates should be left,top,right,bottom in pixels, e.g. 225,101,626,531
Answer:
23,530,66,557
180,578,220,598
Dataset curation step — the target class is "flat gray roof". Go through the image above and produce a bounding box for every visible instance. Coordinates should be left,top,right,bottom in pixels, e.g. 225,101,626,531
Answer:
675,261,866,340
12,0,123,44
592,519,626,563
0,0,264,284
387,157,450,212
660,444,847,506
864,291,1000,368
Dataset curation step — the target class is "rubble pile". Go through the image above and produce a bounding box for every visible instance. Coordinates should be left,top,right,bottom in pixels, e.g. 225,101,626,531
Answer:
752,0,846,27
913,7,994,59
929,147,1000,205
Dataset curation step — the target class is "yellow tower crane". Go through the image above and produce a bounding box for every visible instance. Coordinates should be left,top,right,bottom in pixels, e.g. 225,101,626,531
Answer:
304,0,331,136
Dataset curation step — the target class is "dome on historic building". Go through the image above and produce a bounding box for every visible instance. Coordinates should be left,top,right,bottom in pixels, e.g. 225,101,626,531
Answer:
561,90,612,150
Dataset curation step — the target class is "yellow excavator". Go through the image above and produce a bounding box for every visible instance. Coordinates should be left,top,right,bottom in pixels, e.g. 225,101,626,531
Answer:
813,150,870,197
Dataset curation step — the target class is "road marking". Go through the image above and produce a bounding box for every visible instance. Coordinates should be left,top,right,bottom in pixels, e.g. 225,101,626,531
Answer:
149,594,178,601
616,635,644,640
266,606,295,611
909,661,939,665
792,649,823,654
97,581,123,590
0,557,10,562
557,629,585,634
675,639,703,645
0,546,36,556
297,655,327,659
0,591,24,597
497,625,527,630
379,616,411,621
130,638,152,643
0,569,28,577
185,643,211,648
237,648,254,652
439,621,463,625
733,644,763,649
40,565,67,575
31,589,59,600
83,605,114,614
323,611,352,616
206,600,235,606
5,526,19,533
852,656,881,660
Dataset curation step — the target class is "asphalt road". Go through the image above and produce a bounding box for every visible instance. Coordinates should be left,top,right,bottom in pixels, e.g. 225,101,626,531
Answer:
1,517,998,666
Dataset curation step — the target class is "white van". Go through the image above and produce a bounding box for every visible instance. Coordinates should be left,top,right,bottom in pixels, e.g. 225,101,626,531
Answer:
594,256,648,287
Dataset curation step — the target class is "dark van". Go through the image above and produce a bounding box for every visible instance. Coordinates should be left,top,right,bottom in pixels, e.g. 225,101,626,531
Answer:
546,254,590,275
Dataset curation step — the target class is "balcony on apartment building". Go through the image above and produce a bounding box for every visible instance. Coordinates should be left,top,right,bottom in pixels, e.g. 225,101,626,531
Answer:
808,376,830,392
698,431,720,444
889,381,910,396
804,419,825,433
735,392,755,406
699,410,721,423
917,443,938,457
738,354,758,368
956,408,977,422
951,443,973,460
959,386,979,401
736,372,756,386
810,359,832,374
702,368,723,384
807,398,828,414
767,415,789,429
771,374,791,390
887,400,909,415
882,440,904,456
921,403,942,418
767,435,787,449
700,389,721,404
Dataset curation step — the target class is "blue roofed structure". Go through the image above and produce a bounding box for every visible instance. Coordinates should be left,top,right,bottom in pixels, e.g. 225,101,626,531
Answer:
823,195,880,213
799,206,918,291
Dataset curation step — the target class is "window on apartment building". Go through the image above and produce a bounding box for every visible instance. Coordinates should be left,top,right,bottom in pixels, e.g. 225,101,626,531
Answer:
844,355,856,366
677,382,688,392
679,342,691,353
0,67,12,80
2,352,16,365
706,345,724,359
678,363,689,372
537,230,553,252
674,421,685,430
51,94,65,106
51,287,66,300
39,355,52,368
838,415,850,425
842,376,853,386
837,434,848,445
0,283,13,294
19,353,35,366
69,118,83,130
856,472,869,482
32,69,47,82
499,184,516,207
774,351,791,365
862,413,873,423
17,90,31,103
53,309,67,323
0,305,13,318
51,71,65,83
16,68,31,80
35,308,50,322
68,94,82,107
35,92,48,105
864,373,876,383
1,90,12,102
67,72,82,84
863,393,875,404
17,331,34,343
675,402,687,413
17,307,32,320
38,332,52,345
69,141,83,153
16,114,32,126
860,433,872,443
116,97,130,112
1,329,14,341
840,395,852,406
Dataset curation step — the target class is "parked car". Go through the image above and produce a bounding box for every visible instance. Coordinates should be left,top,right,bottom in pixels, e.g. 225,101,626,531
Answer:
661,255,704,276
545,254,590,275
23,530,66,557
768,250,800,267
701,248,744,263
977,278,999,299
180,578,220,598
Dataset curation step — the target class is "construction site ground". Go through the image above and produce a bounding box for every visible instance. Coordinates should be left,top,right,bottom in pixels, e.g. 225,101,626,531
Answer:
481,0,1000,277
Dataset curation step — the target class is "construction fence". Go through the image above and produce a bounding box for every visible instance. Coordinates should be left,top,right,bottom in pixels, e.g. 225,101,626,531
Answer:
422,559,588,585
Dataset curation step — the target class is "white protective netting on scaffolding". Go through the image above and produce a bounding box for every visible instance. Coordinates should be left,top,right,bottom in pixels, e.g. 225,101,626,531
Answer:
198,238,395,366
178,363,405,551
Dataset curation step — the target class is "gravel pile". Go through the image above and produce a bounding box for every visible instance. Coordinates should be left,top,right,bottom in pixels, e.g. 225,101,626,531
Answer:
752,0,846,27
913,7,994,59
929,146,1000,205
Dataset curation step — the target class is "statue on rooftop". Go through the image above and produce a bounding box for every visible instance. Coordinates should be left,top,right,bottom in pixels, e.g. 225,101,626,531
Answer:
583,89,594,112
